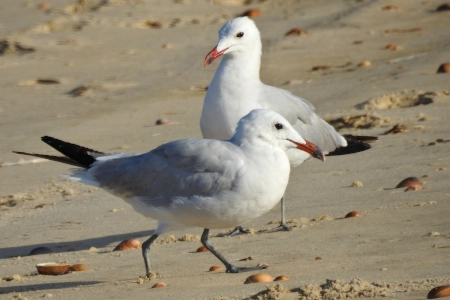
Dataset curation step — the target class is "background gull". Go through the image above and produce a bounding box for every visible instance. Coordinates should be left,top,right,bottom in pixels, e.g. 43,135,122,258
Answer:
202,17,377,234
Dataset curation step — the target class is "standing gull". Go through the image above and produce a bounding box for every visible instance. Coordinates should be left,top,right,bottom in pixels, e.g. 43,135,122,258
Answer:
14,109,324,277
202,17,376,234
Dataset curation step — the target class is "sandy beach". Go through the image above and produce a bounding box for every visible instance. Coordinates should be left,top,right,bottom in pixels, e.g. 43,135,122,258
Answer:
1,0,450,299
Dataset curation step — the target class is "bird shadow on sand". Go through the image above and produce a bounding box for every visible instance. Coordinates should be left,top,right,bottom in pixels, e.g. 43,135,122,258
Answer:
0,230,153,259
0,281,104,295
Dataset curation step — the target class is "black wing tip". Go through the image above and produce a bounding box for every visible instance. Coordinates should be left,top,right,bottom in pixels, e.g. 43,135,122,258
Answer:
327,134,378,156
39,136,103,168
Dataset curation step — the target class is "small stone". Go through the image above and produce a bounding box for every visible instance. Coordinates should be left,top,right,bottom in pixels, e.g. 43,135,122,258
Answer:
352,181,363,187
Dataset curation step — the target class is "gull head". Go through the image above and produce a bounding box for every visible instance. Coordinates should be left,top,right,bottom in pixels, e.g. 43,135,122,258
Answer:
232,109,324,162
204,17,261,67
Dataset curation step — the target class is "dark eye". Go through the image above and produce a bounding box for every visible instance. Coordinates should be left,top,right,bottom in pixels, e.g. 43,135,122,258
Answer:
236,32,244,38
275,123,283,130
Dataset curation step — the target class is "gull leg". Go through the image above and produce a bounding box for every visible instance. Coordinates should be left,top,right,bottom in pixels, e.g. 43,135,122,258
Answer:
201,229,267,273
260,196,292,233
142,234,158,277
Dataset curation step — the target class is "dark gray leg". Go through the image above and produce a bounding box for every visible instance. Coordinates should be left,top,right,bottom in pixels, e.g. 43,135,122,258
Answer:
201,228,268,273
142,234,158,277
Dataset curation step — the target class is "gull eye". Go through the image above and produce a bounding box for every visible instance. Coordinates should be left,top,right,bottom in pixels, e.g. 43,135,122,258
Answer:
236,32,244,38
275,123,283,130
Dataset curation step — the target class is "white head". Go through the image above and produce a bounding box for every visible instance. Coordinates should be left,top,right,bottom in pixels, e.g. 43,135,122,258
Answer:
232,109,324,161
204,17,262,66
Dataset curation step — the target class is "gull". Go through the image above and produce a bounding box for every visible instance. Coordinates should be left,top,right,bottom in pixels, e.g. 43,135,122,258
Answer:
202,17,376,235
14,109,324,277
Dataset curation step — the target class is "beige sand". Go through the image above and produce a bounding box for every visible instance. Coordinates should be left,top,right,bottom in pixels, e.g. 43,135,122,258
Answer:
1,0,450,299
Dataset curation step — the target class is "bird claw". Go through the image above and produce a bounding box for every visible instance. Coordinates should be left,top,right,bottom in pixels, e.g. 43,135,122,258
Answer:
220,226,251,237
226,264,268,273
259,223,292,233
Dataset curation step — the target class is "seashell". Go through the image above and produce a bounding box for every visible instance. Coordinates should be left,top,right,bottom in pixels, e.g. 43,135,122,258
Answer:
358,61,372,67
241,9,261,18
36,78,60,85
209,265,222,272
285,28,308,36
113,239,142,251
37,2,51,10
274,275,289,281
437,63,450,73
152,282,167,288
155,118,170,125
385,43,399,50
69,264,88,272
244,273,274,284
345,211,360,218
382,5,401,11
196,246,208,252
395,177,422,190
436,3,450,11
427,285,450,299
36,263,71,275
29,247,53,256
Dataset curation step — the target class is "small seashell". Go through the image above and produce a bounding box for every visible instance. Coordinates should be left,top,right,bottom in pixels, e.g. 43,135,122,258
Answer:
145,21,162,29
196,246,208,252
29,247,53,256
312,65,332,71
437,63,450,73
382,5,401,11
209,265,222,272
113,239,142,251
37,2,51,10
241,9,261,18
436,3,450,11
315,256,322,260
244,273,274,284
345,211,361,218
36,263,71,275
395,177,422,190
152,282,167,288
36,78,60,85
358,61,372,67
69,264,88,272
285,28,308,36
427,285,450,299
155,118,170,125
385,43,399,50
274,275,289,281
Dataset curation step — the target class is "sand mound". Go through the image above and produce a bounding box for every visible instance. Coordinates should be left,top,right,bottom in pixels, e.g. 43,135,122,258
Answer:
327,113,390,130
356,90,450,110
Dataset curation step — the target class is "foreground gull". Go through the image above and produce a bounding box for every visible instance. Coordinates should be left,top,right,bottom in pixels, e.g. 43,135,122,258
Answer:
202,17,376,234
14,109,324,277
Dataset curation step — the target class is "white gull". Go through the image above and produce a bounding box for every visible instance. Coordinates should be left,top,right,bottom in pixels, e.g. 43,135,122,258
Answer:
14,109,324,277
202,17,376,234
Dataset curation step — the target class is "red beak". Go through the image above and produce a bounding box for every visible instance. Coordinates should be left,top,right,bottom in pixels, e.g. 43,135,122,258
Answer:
288,139,324,162
204,46,229,67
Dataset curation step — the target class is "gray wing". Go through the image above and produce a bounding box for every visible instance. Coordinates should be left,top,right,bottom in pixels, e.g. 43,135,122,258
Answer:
88,139,245,207
260,84,347,153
